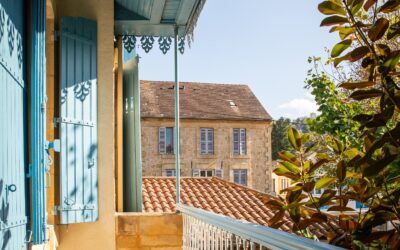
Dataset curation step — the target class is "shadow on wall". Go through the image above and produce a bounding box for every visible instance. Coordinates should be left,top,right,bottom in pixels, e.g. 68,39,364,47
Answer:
0,179,11,250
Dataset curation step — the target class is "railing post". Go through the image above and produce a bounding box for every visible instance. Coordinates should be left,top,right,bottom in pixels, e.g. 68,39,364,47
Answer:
174,25,180,204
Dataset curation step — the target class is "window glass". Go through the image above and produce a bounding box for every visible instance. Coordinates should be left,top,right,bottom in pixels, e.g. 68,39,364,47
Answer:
233,169,247,185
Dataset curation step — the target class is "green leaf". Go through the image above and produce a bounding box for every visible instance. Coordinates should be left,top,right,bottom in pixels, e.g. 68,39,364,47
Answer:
376,44,391,55
349,46,370,62
301,133,311,144
349,89,382,100
327,137,344,154
320,15,349,26
387,21,400,40
382,50,400,72
318,1,347,15
336,160,347,181
319,189,337,205
339,81,375,89
303,181,316,193
362,154,398,177
364,0,377,11
316,177,336,190
287,127,301,150
278,151,301,166
268,209,285,228
368,18,389,42
331,39,352,58
378,0,400,13
350,0,364,14
278,161,301,174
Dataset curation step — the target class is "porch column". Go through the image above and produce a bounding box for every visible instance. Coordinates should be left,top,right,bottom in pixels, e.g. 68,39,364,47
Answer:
174,26,181,204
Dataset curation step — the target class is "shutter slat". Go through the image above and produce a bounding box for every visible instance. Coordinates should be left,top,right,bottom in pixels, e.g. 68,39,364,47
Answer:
192,169,200,177
59,17,98,224
233,129,239,155
159,127,166,154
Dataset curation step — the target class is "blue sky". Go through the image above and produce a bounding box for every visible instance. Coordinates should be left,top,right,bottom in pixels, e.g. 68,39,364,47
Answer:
138,0,339,119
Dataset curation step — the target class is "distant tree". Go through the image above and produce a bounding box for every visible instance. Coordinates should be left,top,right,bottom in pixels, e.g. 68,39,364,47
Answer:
271,117,292,160
292,117,310,133
304,59,364,147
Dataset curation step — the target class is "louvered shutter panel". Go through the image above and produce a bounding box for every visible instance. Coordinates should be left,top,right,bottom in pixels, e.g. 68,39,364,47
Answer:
159,127,166,154
233,129,240,155
215,169,223,178
200,128,206,154
192,169,200,177
207,129,214,154
59,17,98,224
240,129,246,155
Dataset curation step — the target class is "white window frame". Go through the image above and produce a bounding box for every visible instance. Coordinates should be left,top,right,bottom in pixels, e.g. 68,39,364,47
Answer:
192,169,222,177
200,128,214,155
159,127,174,154
233,169,247,186
163,169,176,177
233,128,246,155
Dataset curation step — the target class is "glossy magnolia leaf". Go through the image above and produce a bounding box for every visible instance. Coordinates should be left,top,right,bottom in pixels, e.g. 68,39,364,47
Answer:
349,46,370,62
318,1,347,15
349,89,382,100
288,127,301,150
278,151,300,166
331,39,352,57
279,161,301,174
303,181,316,193
336,160,347,181
315,177,336,190
382,50,400,72
376,44,391,55
368,18,389,42
307,159,329,174
378,0,400,13
319,189,337,205
350,0,364,14
327,137,344,154
268,209,285,228
363,0,377,11
339,27,356,39
339,81,375,89
343,148,362,160
387,21,400,40
310,212,328,223
362,154,398,177
320,15,349,26
301,133,311,144
265,199,284,210
328,205,355,212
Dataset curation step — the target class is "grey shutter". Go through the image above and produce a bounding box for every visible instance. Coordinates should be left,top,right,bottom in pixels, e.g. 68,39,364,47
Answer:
59,17,98,224
192,169,200,177
159,127,166,154
200,128,206,154
241,170,248,186
240,129,246,155
207,129,214,154
233,129,240,155
215,169,223,178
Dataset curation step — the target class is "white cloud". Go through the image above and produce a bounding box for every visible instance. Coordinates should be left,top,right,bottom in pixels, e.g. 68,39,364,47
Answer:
278,98,318,119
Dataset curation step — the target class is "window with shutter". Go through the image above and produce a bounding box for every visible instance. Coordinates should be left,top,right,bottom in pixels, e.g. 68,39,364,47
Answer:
233,128,246,155
159,127,166,154
192,169,200,177
233,169,247,186
215,169,223,178
200,128,214,155
159,127,174,154
58,17,98,224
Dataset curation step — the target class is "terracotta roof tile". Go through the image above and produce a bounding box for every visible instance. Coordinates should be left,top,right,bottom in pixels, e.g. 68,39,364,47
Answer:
142,177,340,238
140,81,272,121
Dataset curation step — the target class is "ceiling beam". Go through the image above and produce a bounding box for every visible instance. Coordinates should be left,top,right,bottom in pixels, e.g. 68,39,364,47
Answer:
175,0,197,25
150,0,166,24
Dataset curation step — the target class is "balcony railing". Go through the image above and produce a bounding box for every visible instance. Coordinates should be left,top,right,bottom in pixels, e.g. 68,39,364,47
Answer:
177,204,344,250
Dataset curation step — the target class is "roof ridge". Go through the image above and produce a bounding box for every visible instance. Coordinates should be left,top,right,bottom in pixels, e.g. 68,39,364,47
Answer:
140,80,249,86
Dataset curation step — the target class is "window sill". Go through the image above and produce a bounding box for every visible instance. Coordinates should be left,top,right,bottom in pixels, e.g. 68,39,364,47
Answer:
197,154,217,159
231,154,250,159
160,154,175,159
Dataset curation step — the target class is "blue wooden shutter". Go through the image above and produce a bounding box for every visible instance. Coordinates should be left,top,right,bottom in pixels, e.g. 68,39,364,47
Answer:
58,17,98,224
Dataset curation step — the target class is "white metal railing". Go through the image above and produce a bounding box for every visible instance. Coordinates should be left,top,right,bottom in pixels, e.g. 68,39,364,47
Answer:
177,204,344,250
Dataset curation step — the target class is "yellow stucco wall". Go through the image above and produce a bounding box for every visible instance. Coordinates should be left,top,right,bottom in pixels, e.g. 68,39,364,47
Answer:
116,213,183,250
51,0,116,249
141,118,273,193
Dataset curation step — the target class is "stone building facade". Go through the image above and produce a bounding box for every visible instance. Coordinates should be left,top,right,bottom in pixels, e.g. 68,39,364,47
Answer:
140,81,273,193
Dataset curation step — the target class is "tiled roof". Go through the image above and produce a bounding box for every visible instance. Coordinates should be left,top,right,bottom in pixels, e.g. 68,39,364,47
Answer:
142,177,339,239
140,81,272,121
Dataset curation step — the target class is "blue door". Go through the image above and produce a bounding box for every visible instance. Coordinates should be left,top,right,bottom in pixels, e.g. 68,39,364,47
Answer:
0,0,28,249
